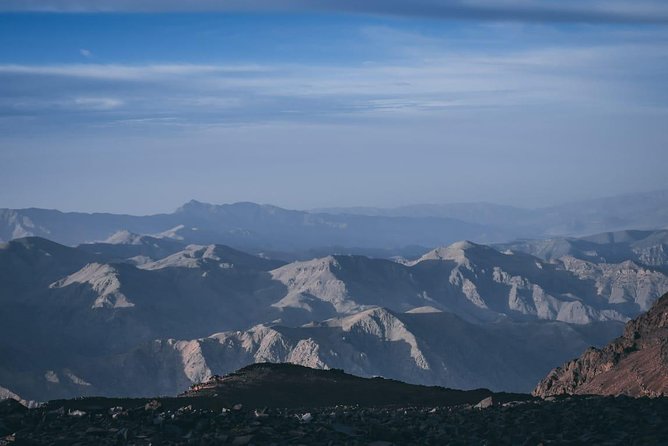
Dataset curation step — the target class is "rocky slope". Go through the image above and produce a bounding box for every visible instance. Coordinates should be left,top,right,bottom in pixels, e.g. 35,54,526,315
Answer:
94,308,621,397
77,231,186,264
270,241,668,324
498,229,668,268
533,292,668,397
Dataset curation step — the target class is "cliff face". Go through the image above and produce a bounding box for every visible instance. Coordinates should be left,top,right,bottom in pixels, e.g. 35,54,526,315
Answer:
534,293,668,398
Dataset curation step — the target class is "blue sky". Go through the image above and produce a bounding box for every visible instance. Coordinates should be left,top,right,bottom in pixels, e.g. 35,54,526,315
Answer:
1,1,667,214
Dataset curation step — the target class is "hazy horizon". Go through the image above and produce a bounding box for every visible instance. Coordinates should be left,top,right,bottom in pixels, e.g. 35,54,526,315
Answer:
2,187,668,216
2,1,668,214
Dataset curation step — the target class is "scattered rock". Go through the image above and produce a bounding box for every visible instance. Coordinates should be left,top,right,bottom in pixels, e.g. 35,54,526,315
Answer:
474,396,494,409
297,412,313,423
231,434,254,445
4,395,668,445
144,400,161,411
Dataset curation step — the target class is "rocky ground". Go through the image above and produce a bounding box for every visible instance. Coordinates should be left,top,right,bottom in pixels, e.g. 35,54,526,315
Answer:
1,395,667,445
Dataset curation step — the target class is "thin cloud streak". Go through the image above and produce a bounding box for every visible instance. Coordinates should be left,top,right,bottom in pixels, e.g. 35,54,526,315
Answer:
0,66,660,133
2,0,668,24
0,64,272,80
1,25,667,132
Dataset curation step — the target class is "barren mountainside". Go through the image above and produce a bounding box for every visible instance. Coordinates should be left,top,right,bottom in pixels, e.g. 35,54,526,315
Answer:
533,292,668,397
497,229,668,269
1,234,666,401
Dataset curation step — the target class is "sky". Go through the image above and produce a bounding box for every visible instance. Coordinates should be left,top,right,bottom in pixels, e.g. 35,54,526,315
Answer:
1,1,667,214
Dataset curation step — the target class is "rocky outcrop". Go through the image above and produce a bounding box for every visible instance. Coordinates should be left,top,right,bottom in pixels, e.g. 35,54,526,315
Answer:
533,292,668,397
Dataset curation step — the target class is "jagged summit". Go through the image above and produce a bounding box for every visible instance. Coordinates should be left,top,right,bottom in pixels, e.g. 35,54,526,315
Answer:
174,199,214,214
77,232,186,265
141,243,284,271
498,228,668,266
413,240,493,264
533,292,668,398
103,230,144,245
449,240,478,250
175,200,278,215
50,263,134,309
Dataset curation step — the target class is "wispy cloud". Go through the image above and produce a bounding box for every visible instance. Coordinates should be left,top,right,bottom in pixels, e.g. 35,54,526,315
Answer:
73,97,123,110
0,64,270,80
79,48,92,58
0,49,666,129
1,27,667,132
2,0,668,24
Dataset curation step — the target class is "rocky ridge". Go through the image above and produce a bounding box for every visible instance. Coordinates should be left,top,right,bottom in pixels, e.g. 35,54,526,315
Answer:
533,292,668,397
3,235,668,401
497,229,668,268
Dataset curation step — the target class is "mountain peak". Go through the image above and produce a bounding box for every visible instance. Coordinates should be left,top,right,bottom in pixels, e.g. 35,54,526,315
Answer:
413,240,485,264
140,243,284,271
175,199,214,214
50,262,135,309
176,200,272,215
104,230,143,245
449,240,479,250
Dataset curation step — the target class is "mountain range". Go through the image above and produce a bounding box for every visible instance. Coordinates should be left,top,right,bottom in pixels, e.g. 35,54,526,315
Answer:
0,201,496,254
316,189,668,238
2,189,668,256
2,226,668,401
496,229,668,271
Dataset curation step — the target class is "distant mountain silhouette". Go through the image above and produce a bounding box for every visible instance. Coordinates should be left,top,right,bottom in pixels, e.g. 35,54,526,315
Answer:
3,189,668,254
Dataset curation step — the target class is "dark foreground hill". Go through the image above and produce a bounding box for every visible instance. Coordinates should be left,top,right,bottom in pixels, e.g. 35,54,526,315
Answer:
1,364,667,445
534,292,668,397
178,363,530,408
42,363,531,413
